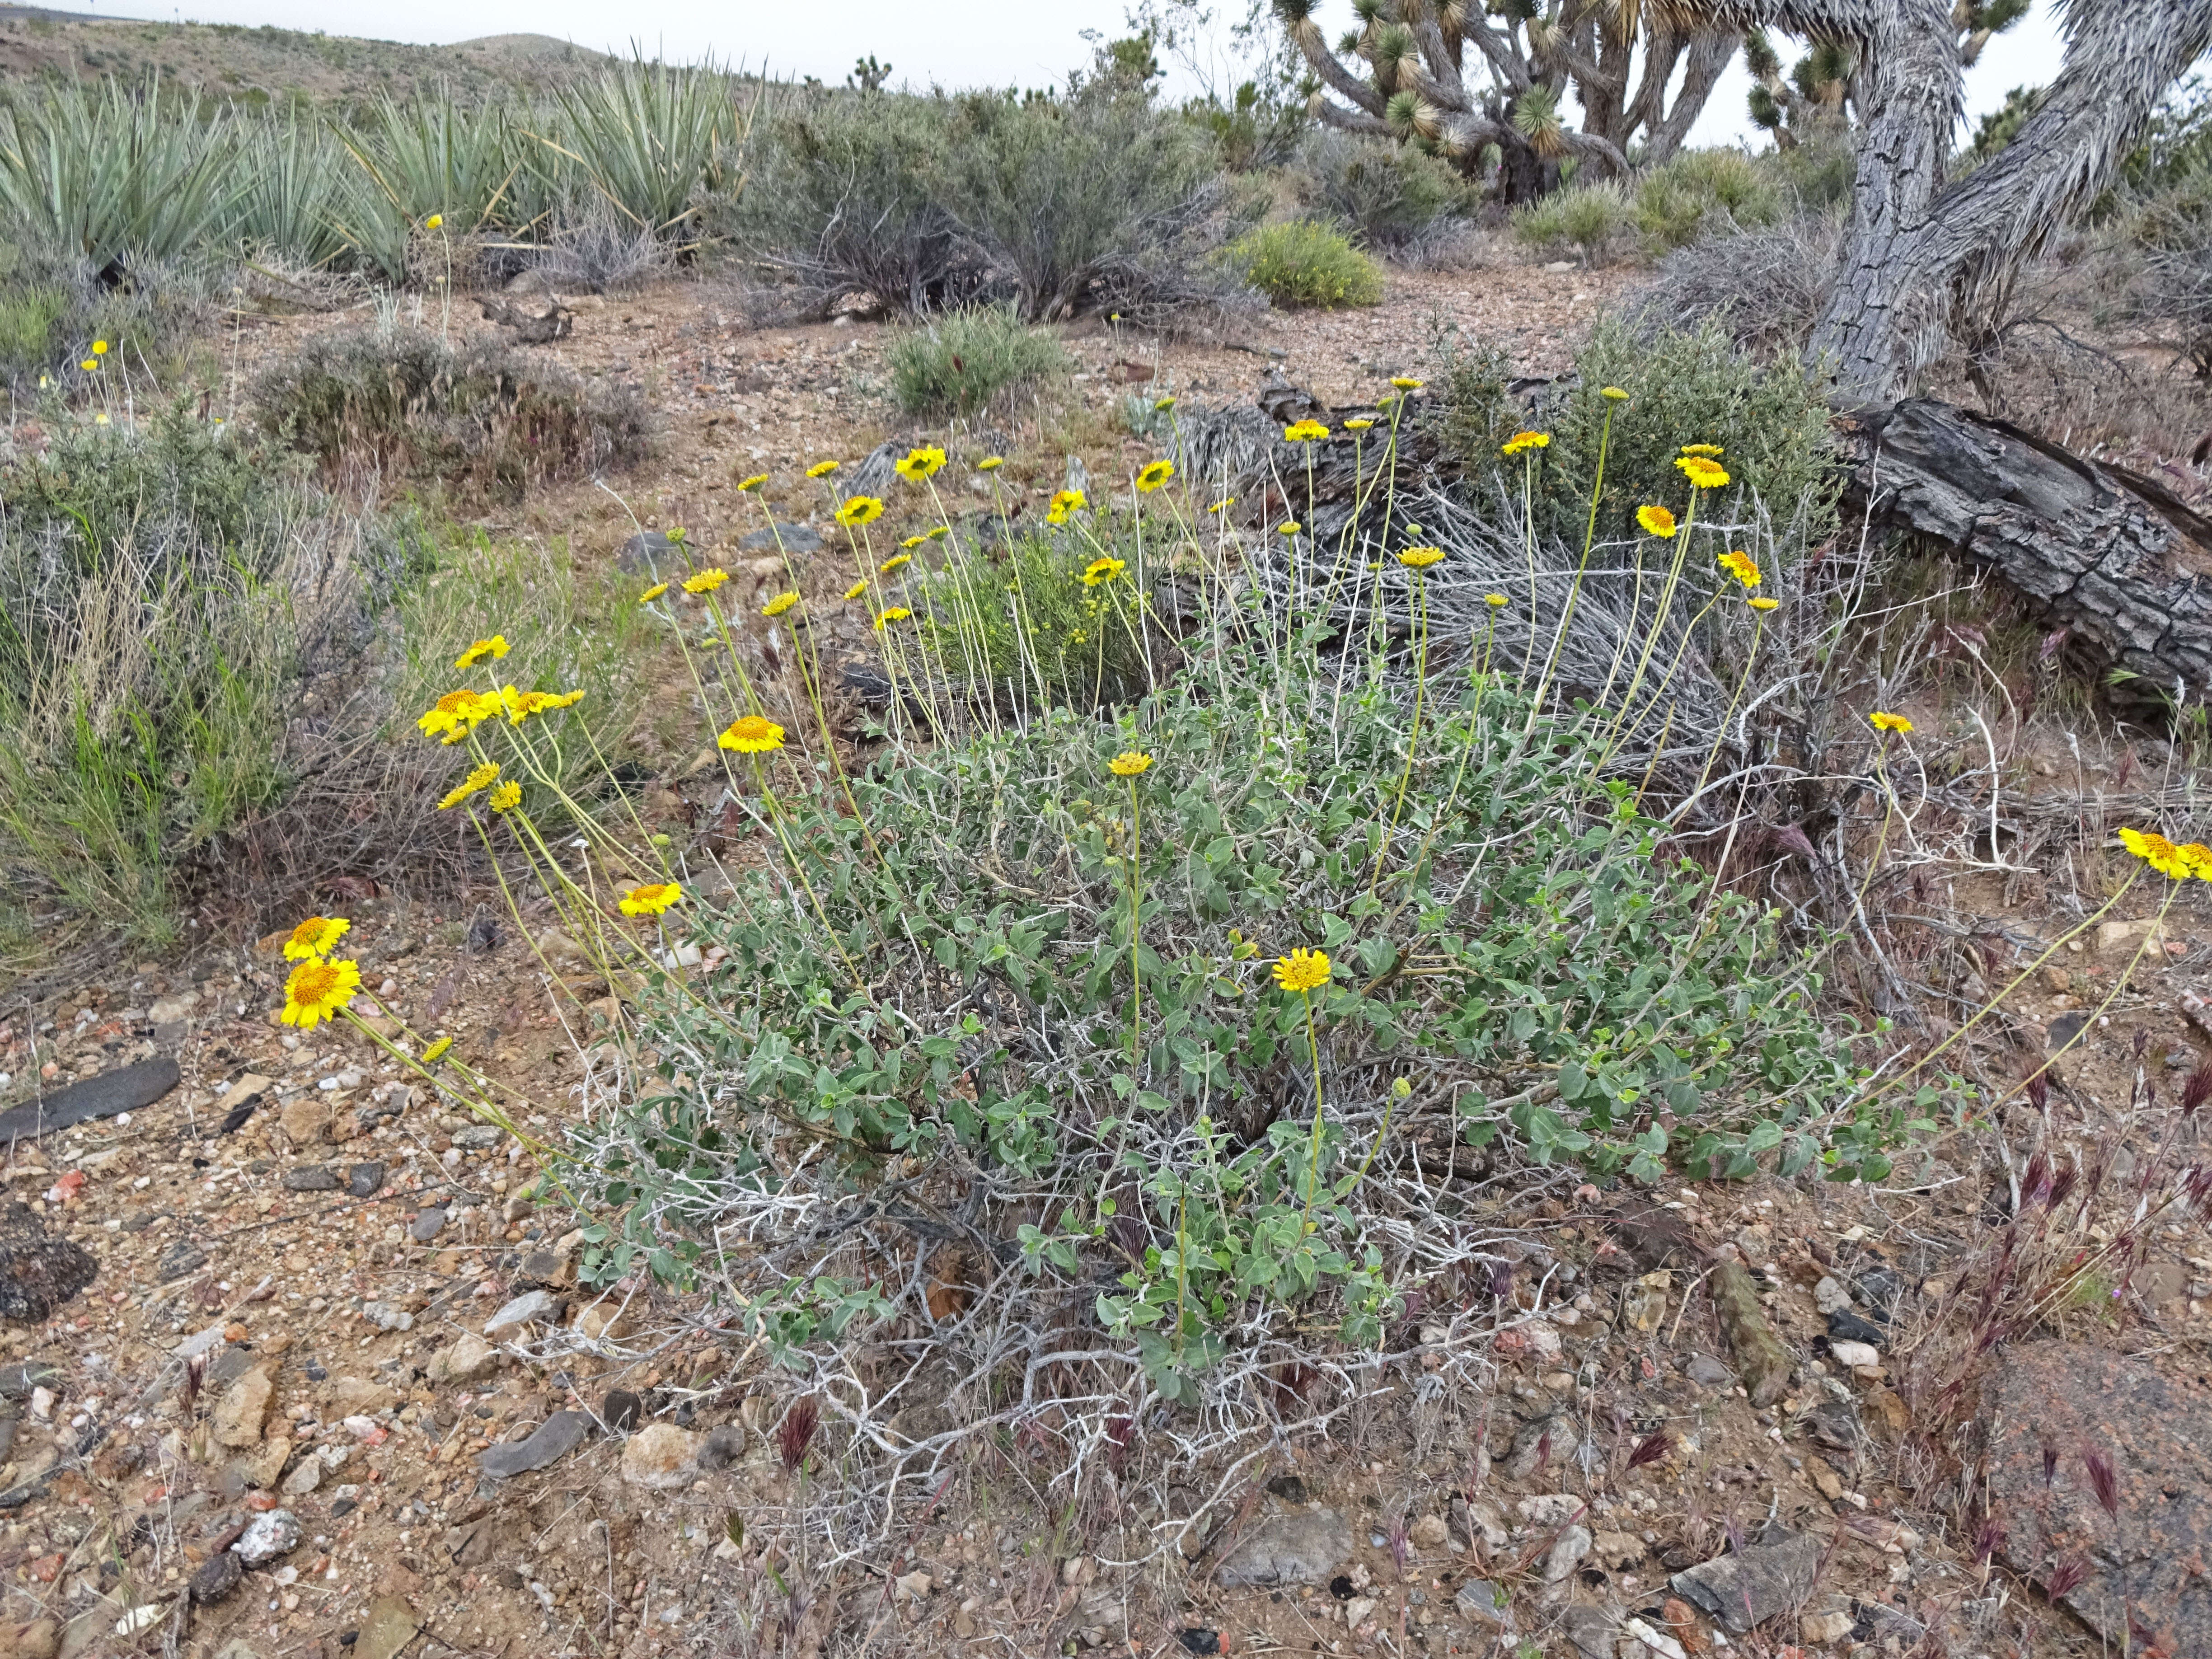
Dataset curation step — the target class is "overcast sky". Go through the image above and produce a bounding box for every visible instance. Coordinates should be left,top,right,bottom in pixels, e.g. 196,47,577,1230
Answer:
120,0,2071,146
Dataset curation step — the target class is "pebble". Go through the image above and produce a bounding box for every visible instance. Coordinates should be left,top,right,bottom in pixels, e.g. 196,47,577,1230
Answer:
190,1550,244,1603
482,1410,592,1478
361,1301,413,1332
410,1208,447,1243
697,1422,747,1469
280,1165,341,1192
484,1289,559,1340
347,1162,388,1198
232,1508,302,1566
1829,1339,1882,1369
619,1422,701,1488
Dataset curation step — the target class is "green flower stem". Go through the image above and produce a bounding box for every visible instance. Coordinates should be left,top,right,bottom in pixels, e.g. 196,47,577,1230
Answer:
1371,569,1430,895
1298,985,1326,1231
1528,394,1622,729
1126,773,1143,1067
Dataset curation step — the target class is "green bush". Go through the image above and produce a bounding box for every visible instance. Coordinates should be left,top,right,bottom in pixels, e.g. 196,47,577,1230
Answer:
1292,130,1476,253
252,325,649,498
1510,179,1631,258
1229,219,1384,309
885,305,1070,417
1634,148,1784,251
0,230,216,392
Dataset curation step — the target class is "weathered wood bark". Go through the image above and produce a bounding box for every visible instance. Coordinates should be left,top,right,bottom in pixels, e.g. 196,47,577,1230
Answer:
1842,399,2212,701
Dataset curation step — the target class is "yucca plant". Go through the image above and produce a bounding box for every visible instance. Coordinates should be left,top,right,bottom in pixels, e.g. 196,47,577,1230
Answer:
229,111,355,268
536,57,745,239
329,90,526,278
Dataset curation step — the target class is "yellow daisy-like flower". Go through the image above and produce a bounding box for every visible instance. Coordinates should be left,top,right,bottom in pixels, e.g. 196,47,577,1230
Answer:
2178,842,2212,879
1636,505,1678,539
872,607,913,629
895,445,947,482
1108,750,1153,777
1748,596,1780,611
977,456,1004,471
1208,497,1235,514
619,881,683,917
488,780,522,811
1283,419,1330,443
438,761,501,811
1046,488,1087,524
455,635,510,669
1869,711,1913,734
424,214,443,230
549,689,586,710
91,339,108,356
416,688,496,741
1485,593,1509,608
718,715,785,754
639,581,669,602
1135,459,1175,492
1272,947,1331,993
900,534,927,549
1390,376,1423,390
283,915,351,961
1600,386,1629,402
1278,521,1302,535
881,552,913,573
80,359,96,372
736,473,769,492
1344,417,1374,431
1680,443,1725,458
1501,430,1551,456
504,686,564,724
835,496,884,527
2118,826,2193,879
1397,546,1444,569
807,460,840,478
927,525,949,541
1717,549,1762,589
843,580,868,601
1154,395,1178,411
1677,455,1730,489
422,1036,453,1063
683,568,729,594
281,956,361,1030
763,590,800,617
1083,556,1126,586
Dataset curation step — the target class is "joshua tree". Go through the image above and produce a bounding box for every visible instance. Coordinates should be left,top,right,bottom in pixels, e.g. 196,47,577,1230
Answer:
1743,0,2026,148
1270,0,1738,203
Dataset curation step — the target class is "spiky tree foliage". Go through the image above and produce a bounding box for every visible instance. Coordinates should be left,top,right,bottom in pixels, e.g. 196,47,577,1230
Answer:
1743,0,2022,149
1271,0,1737,204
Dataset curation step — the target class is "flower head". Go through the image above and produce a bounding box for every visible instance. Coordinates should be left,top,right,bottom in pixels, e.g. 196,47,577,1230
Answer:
438,760,501,811
1486,593,1509,608
1390,376,1423,390
926,525,948,541
1135,458,1174,492
1342,417,1374,431
283,915,351,961
1272,947,1332,993
1109,750,1153,777
1501,430,1551,456
639,581,669,603
422,1036,453,1064
1600,386,1629,402
1677,455,1730,489
2119,825,2194,879
807,460,840,479
91,339,108,356
1208,497,1236,515
1283,419,1330,443
843,580,868,601
1680,443,1724,458
835,495,884,527
900,534,927,549
895,445,947,483
1154,395,1177,411
488,780,522,811
880,552,913,573
1748,595,1779,611
2179,842,2212,878
682,568,728,594
977,456,1003,472
417,688,497,742
1717,549,1762,589
872,607,912,629
1278,520,1302,536
1083,555,1127,586
425,214,443,230
1398,546,1444,569
718,715,785,754
1636,504,1678,539
619,881,683,917
80,359,97,371
455,635,510,669
281,956,361,1030
1046,488,1087,525
1869,711,1913,734
763,590,800,617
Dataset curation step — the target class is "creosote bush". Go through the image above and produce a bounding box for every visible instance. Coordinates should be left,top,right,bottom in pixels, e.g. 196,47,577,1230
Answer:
884,305,1071,417
1292,129,1476,254
1229,219,1383,309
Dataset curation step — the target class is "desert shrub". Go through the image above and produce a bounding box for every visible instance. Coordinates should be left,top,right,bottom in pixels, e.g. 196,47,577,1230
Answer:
252,324,649,497
885,305,1070,416
1629,213,1843,355
1228,219,1383,309
1510,178,1632,259
537,57,743,239
1634,147,1784,250
522,198,675,292
2124,169,2212,379
1771,131,1856,214
1291,129,1476,253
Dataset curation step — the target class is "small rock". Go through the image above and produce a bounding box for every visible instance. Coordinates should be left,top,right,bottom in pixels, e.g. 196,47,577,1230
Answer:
114,1604,166,1637
0,1620,57,1659
1670,1526,1823,1632
1504,1413,1579,1481
1828,1339,1881,1369
698,1422,746,1470
1592,1529,1646,1569
347,1162,387,1198
410,1208,447,1243
1517,1494,1583,1526
0,1056,178,1138
231,1508,303,1566
427,1335,497,1385
1827,1307,1887,1346
1409,1514,1448,1550
481,1410,591,1478
191,1551,244,1603
1544,1524,1592,1584
1801,1608,1855,1644
361,1301,413,1332
1813,1275,1850,1314
484,1289,559,1340
620,1422,701,1489
893,1570,932,1602
157,1239,207,1281
1686,1353,1733,1388
517,1249,573,1288
353,1596,422,1659
452,1125,503,1151
737,523,823,553
617,530,680,576
1624,1271,1669,1331
329,1376,397,1415
211,1367,274,1448
1453,1580,1514,1631
602,1388,642,1432
1215,1508,1353,1587
278,1098,329,1144
280,1165,340,1192
0,1204,96,1324
1561,1605,1618,1659
280,1457,323,1496
1343,1596,1376,1630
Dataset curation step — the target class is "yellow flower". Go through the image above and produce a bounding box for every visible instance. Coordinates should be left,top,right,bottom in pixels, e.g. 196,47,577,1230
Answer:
1397,546,1444,569
425,214,443,230
900,534,928,549
1677,455,1730,489
80,359,95,371
1109,750,1153,776
843,580,868,601
1135,458,1174,492
1501,430,1551,456
1636,505,1678,539
1046,488,1087,525
619,881,683,917
1748,595,1779,611
1083,556,1127,586
438,761,501,811
895,445,947,482
736,473,769,492
550,689,586,710
1485,593,1509,608
718,715,785,753
807,460,840,478
1282,419,1330,443
283,915,351,961
488,780,522,811
1600,386,1628,401
455,635,510,669
1869,711,1913,734
683,568,729,594
872,607,913,629
422,1036,453,1064
1717,549,1762,589
835,496,884,527
881,553,913,573
281,956,361,1030
1680,442,1724,458
1154,395,1178,411
94,412,109,424
667,527,688,544
2179,842,2212,879
92,339,108,356
763,590,800,617
977,456,1004,471
1390,376,1423,390
1208,497,1235,514
926,525,949,540
1344,417,1374,431
2119,826,2193,879
1272,947,1331,993
639,581,669,602
1278,521,1302,536
416,688,496,740
504,686,566,724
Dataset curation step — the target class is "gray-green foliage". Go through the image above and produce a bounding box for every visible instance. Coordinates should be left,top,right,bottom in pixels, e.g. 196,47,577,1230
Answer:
884,305,1071,416
1512,148,1786,260
1292,129,1475,253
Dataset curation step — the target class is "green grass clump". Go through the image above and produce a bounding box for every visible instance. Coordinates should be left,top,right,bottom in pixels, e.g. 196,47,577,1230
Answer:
885,306,1070,417
1230,219,1384,309
1634,149,1783,250
1510,180,1631,258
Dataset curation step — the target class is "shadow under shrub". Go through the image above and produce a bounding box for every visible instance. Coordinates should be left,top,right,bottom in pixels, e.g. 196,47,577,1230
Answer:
251,324,648,498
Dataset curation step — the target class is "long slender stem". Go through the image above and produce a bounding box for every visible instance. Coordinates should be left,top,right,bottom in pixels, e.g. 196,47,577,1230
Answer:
1298,987,1325,1229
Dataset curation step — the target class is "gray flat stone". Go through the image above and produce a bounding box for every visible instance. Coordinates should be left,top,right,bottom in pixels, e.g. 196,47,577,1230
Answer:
1670,1526,1824,1632
617,530,680,575
484,1289,558,1340
0,1057,179,1141
156,1240,207,1281
1214,1507,1352,1587
280,1165,340,1192
410,1207,446,1242
0,1203,95,1323
481,1410,591,1478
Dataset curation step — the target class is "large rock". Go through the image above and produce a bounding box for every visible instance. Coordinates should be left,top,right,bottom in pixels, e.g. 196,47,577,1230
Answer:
1214,1508,1353,1587
0,1057,178,1139
211,1368,274,1448
1669,1526,1824,1632
620,1423,700,1489
0,1205,95,1324
1985,1341,2212,1654
482,1410,592,1478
